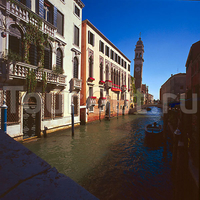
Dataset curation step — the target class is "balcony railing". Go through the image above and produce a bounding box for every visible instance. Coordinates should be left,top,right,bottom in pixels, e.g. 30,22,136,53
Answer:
99,98,106,106
88,97,96,106
121,85,127,92
7,62,66,86
105,80,112,88
70,78,82,91
6,0,56,37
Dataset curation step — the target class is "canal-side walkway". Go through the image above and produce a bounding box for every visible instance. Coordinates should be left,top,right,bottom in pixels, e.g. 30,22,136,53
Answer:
0,129,98,200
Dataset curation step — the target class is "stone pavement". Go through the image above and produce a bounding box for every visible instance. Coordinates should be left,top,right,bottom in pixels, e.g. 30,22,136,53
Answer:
0,129,98,200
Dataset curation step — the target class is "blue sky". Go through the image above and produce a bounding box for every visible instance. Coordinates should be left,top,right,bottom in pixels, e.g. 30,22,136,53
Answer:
82,0,200,99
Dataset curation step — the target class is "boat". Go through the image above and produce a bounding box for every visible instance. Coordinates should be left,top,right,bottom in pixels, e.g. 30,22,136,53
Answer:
145,122,163,138
146,107,151,111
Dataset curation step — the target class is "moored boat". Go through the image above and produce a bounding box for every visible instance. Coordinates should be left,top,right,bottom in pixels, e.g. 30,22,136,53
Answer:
145,122,163,138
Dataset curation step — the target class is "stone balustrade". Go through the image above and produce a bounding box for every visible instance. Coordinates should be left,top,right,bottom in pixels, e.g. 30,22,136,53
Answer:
7,1,56,37
8,62,66,86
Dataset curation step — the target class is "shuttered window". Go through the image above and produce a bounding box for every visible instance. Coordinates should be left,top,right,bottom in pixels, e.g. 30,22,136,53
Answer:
9,24,23,59
56,48,63,69
73,57,78,78
88,31,95,46
57,10,64,35
74,25,79,46
44,43,52,70
29,44,38,66
100,62,103,81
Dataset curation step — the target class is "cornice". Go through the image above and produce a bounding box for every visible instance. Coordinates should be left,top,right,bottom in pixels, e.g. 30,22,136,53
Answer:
83,19,131,63
74,0,85,8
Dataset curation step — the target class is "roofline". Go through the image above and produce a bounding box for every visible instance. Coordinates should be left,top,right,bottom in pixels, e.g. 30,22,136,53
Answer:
74,0,85,8
160,73,186,88
82,19,131,63
185,40,200,67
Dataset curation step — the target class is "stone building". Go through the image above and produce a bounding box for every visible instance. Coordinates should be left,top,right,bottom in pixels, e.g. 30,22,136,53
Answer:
159,73,186,104
0,0,84,140
80,19,131,123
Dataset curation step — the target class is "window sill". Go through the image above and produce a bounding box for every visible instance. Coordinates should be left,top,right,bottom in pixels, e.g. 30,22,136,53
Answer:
73,12,80,19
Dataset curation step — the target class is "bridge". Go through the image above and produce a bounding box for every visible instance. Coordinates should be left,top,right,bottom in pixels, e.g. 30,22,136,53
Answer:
129,103,163,114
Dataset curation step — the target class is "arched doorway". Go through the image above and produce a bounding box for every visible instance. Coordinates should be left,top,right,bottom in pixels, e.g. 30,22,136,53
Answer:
23,93,41,139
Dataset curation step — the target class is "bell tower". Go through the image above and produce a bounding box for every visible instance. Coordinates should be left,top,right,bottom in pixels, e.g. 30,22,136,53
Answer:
134,36,144,92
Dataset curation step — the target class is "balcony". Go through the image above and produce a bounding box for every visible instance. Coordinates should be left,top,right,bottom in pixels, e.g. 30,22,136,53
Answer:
99,97,106,106
105,80,112,88
70,78,82,91
6,0,56,38
5,62,66,86
88,97,96,106
121,85,127,92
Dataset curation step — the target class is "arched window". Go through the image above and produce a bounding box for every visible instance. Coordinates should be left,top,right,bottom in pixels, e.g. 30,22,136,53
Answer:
56,48,63,70
73,57,78,78
44,42,52,70
111,68,113,83
29,43,38,66
9,24,23,60
100,62,103,81
89,55,93,78
106,65,109,81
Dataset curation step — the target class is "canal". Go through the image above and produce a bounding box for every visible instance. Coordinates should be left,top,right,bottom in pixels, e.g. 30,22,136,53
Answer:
23,107,174,200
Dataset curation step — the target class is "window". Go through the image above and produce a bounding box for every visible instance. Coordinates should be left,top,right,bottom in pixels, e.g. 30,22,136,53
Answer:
18,0,31,9
29,43,38,66
44,93,52,119
139,53,142,58
6,90,20,124
111,68,114,83
9,24,23,61
100,89,103,98
89,55,94,78
106,65,109,81
121,59,124,67
136,53,138,58
44,43,52,70
74,25,79,46
128,64,130,72
99,40,104,53
110,50,114,60
100,62,103,81
118,56,121,65
105,46,109,57
54,93,63,117
88,31,95,46
74,4,80,17
115,53,118,62
124,61,127,69
43,0,53,24
57,10,64,35
73,57,78,78
56,48,63,70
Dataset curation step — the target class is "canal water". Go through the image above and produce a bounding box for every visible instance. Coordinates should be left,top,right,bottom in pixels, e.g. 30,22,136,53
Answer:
23,107,174,200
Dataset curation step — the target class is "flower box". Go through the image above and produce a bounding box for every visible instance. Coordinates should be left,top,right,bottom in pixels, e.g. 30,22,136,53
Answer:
111,87,121,92
99,80,105,84
88,77,95,82
90,96,96,99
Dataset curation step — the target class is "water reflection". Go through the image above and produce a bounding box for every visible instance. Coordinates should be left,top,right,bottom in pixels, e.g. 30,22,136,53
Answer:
23,107,173,200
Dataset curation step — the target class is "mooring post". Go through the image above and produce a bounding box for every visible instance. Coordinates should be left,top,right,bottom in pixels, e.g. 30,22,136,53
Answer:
109,102,110,120
99,108,101,122
117,102,119,119
1,101,8,134
71,104,74,136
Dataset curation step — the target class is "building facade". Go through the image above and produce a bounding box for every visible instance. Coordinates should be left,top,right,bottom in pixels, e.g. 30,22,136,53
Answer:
185,40,200,168
81,19,131,123
0,0,84,140
160,73,186,104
